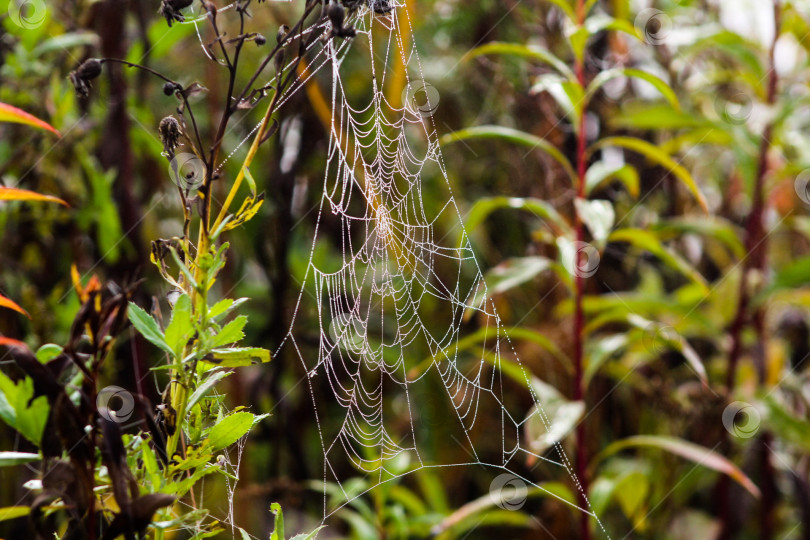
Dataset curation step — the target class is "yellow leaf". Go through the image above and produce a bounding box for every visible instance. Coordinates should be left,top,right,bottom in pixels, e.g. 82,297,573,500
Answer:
0,186,68,207
0,294,29,318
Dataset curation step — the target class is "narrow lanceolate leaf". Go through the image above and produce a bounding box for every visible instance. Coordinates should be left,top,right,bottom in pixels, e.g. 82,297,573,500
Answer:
0,336,27,348
0,187,68,207
0,451,40,467
590,137,708,211
586,68,680,110
609,228,709,293
594,435,760,498
0,294,29,318
463,196,573,239
440,126,577,182
463,42,576,81
0,506,30,522
0,103,60,136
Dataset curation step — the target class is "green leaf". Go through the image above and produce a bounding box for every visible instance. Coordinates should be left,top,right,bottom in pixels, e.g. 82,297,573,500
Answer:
585,15,644,42
290,526,327,540
585,161,640,198
241,165,257,196
613,103,710,131
431,482,574,536
0,372,49,446
440,126,576,182
463,42,575,81
0,506,30,522
545,0,576,22
593,435,760,498
212,316,248,347
34,343,63,363
202,347,271,368
575,198,614,248
469,257,552,307
626,316,708,383
464,196,573,241
651,217,745,260
0,451,40,467
128,302,173,355
524,378,584,455
530,74,585,128
208,298,248,321
269,502,285,540
586,68,679,110
187,371,231,411
758,256,810,303
32,32,99,56
590,137,708,211
585,333,628,383
207,411,263,451
164,294,193,356
609,228,709,293
763,395,810,451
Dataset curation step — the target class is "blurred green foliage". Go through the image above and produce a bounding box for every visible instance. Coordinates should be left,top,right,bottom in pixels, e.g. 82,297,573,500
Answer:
1,0,810,538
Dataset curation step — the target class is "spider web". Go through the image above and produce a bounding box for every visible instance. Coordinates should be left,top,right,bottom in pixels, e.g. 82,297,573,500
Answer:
186,1,607,535
268,3,609,535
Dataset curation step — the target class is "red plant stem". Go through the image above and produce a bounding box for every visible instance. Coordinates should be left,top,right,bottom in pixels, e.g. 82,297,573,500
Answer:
721,3,780,539
573,1,590,539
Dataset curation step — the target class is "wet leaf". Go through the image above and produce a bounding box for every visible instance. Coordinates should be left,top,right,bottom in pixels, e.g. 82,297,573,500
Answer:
594,435,760,498
440,125,576,182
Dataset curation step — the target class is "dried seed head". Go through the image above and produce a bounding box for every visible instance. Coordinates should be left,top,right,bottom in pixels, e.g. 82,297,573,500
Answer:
158,0,193,26
327,2,355,39
68,58,103,98
162,82,180,96
254,33,266,46
158,116,182,155
277,24,290,44
327,2,346,28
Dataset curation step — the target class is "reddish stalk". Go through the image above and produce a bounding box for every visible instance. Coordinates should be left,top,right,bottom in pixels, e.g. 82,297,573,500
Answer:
720,3,780,539
573,1,590,538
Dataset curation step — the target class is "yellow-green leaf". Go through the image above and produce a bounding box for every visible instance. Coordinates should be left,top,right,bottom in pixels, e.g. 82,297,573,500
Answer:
590,137,707,211
440,126,577,183
593,435,760,498
463,42,575,81
0,506,30,522
203,347,271,368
